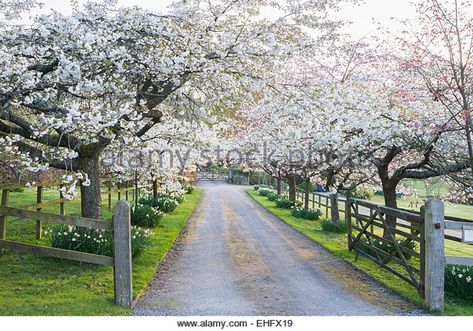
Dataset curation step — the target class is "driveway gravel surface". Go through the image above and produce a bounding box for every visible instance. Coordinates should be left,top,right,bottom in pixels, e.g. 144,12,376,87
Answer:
134,182,423,316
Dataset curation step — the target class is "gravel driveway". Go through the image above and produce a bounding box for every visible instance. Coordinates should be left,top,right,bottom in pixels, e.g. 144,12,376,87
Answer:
134,182,423,316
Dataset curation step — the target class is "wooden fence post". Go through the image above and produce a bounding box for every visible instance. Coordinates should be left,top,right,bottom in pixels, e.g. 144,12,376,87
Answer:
424,198,445,312
325,196,328,218
345,196,352,250
330,193,340,223
420,205,426,298
108,181,112,210
0,189,9,255
59,184,65,216
113,200,132,308
36,186,43,239
304,178,310,210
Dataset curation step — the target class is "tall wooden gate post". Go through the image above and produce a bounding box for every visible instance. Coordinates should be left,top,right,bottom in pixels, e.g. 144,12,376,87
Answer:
424,198,445,312
113,200,132,308
330,193,340,223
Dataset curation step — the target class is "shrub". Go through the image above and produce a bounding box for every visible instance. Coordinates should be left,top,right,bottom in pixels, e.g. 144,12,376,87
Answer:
162,189,185,204
291,207,321,221
131,203,164,227
184,185,194,194
254,185,271,191
258,188,274,197
275,196,301,209
267,192,278,201
156,184,186,204
139,194,180,213
351,186,374,200
445,264,473,303
321,220,347,234
48,225,153,257
174,193,185,204
356,238,417,260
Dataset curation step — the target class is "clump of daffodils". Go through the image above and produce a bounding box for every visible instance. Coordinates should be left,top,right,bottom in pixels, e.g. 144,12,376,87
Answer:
131,203,164,227
445,264,473,302
138,192,182,213
46,225,153,258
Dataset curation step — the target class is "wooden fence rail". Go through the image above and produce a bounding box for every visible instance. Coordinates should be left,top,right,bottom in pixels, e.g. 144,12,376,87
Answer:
0,206,113,230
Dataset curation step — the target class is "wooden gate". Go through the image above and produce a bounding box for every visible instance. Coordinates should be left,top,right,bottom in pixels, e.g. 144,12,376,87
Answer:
196,172,229,181
196,166,229,181
346,197,425,296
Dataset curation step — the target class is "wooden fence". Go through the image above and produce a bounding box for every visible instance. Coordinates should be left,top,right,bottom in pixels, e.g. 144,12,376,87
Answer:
279,185,338,221
0,200,133,307
0,179,155,240
0,178,158,308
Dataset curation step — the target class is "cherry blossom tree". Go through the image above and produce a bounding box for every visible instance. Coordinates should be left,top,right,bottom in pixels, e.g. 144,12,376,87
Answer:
392,0,473,194
0,0,346,218
231,30,470,228
0,0,38,24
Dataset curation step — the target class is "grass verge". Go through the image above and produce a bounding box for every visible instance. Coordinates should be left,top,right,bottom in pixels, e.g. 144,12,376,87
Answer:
0,188,202,316
247,189,473,316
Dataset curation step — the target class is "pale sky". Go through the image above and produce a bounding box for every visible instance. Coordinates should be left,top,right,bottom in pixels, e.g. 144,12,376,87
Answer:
21,0,420,39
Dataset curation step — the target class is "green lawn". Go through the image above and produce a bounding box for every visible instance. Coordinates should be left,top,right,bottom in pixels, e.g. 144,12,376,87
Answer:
247,189,473,316
369,194,473,221
401,178,447,197
368,179,473,220
0,187,202,316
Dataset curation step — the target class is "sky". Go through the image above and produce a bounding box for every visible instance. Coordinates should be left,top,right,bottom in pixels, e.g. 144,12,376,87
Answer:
20,0,420,39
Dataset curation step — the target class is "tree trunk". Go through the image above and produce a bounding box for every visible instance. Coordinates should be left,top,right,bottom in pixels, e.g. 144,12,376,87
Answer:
376,159,401,237
465,119,473,177
330,193,340,223
324,167,335,191
134,171,139,208
152,178,158,200
276,176,282,195
382,182,398,238
79,154,102,219
287,175,296,202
